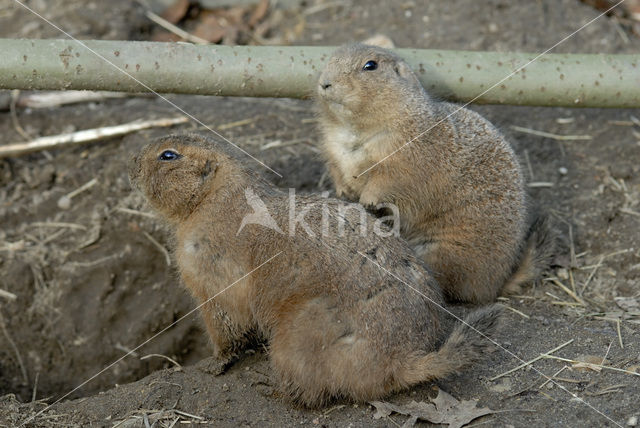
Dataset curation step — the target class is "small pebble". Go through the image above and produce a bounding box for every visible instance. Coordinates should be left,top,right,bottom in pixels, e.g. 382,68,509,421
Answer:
557,268,569,280
628,416,638,427
558,167,568,175
57,195,72,210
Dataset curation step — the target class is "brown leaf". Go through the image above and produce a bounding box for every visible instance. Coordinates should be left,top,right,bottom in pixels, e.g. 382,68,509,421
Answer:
371,388,493,428
160,0,190,24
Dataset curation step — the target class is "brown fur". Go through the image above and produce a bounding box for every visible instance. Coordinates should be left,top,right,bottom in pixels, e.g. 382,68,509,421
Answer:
129,133,501,407
316,43,553,303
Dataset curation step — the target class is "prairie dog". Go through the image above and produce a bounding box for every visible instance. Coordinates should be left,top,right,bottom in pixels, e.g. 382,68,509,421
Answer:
316,43,553,303
129,133,501,407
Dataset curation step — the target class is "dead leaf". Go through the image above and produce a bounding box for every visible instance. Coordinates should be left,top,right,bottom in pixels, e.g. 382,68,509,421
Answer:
160,0,190,24
572,355,609,372
371,388,493,428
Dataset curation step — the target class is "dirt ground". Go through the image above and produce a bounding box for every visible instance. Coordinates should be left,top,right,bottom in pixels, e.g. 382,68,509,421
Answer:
0,0,639,427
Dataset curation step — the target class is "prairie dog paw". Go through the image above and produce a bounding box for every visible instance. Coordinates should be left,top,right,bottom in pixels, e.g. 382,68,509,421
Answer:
359,190,380,208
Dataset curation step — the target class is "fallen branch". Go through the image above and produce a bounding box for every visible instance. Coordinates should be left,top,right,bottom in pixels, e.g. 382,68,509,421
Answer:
1,39,640,107
13,90,131,109
0,116,188,158
0,90,132,111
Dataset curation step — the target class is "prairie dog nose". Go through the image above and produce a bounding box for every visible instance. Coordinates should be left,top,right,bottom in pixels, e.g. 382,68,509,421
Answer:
320,82,332,90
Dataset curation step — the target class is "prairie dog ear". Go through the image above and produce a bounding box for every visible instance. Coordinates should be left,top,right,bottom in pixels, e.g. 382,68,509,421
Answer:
361,34,395,49
201,159,218,181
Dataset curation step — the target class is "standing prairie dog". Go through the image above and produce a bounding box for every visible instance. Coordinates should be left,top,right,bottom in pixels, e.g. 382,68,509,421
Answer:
129,133,501,407
316,43,553,304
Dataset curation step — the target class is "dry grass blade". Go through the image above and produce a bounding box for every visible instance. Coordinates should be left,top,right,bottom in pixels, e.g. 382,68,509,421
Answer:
511,125,593,141
541,355,640,377
0,309,28,385
549,279,585,306
218,118,258,130
143,8,209,44
581,256,604,294
30,222,87,231
116,207,157,219
620,208,640,217
0,288,18,301
538,366,568,389
527,182,555,188
502,305,530,319
173,409,204,420
142,231,171,267
10,89,32,141
490,339,574,381
140,353,182,369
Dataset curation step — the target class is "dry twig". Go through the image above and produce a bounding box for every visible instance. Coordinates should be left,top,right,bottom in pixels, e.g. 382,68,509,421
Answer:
0,116,188,158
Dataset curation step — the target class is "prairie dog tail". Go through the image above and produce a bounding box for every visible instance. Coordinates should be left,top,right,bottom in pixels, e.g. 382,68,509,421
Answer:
503,214,556,295
398,305,502,385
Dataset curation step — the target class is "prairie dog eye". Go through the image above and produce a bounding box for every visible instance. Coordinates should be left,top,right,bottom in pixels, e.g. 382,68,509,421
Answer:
362,60,378,71
158,150,181,161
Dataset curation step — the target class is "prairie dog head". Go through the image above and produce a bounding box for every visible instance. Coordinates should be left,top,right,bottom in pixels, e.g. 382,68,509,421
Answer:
317,43,425,128
129,134,231,221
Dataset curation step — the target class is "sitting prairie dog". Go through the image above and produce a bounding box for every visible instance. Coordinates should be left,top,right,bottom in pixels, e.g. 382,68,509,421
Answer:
129,133,501,407
316,43,553,304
